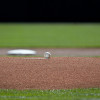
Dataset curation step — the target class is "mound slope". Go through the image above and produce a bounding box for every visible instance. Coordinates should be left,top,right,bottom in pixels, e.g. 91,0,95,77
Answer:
0,57,100,90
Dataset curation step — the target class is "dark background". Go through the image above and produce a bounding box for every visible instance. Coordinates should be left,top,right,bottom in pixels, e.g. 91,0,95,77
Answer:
0,0,100,22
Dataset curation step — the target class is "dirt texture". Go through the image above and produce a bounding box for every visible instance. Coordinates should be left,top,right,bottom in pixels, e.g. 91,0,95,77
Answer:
0,57,100,90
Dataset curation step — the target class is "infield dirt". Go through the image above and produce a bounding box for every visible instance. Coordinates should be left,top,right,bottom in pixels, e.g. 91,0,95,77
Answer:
0,57,100,90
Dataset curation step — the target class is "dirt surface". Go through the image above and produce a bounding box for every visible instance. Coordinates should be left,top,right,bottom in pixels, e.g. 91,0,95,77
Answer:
0,57,100,90
1,48,100,56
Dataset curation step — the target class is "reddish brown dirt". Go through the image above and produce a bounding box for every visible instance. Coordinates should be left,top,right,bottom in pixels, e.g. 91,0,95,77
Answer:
0,57,100,90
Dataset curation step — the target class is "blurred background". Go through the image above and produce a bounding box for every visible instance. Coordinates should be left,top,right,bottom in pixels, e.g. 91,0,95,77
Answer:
0,0,100,57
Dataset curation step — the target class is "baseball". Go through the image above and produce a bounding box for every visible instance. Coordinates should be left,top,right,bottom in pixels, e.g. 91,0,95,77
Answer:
44,52,51,59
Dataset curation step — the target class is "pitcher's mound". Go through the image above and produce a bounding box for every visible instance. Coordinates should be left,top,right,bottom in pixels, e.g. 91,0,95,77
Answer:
0,57,100,90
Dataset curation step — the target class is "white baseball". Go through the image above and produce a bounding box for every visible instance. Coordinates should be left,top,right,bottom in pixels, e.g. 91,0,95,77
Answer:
44,52,51,59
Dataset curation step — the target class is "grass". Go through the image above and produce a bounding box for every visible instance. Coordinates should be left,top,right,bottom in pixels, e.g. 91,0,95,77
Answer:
0,23,100,48
0,88,100,100
0,23,100,100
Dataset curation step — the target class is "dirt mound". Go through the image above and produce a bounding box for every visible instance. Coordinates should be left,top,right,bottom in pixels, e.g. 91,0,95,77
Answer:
0,57,100,90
